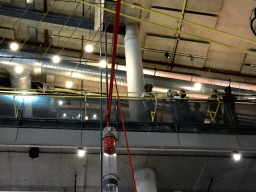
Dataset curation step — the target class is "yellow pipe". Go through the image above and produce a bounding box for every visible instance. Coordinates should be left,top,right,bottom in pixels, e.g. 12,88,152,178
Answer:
175,0,187,36
75,0,256,57
114,0,256,46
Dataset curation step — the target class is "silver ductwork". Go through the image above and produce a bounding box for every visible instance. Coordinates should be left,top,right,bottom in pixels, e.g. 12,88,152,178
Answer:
10,74,31,90
0,50,255,96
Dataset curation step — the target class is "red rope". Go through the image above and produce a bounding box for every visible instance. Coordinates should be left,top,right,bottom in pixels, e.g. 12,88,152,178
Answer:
106,0,122,126
113,73,137,192
104,1,137,191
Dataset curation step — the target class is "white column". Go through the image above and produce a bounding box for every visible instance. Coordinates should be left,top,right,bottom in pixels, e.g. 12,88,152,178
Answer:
135,168,157,192
125,23,145,97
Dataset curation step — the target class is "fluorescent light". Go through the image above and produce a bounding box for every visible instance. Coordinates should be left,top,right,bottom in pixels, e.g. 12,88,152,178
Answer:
78,148,85,157
100,60,107,68
85,45,93,53
194,83,201,90
66,81,73,88
63,113,66,117
52,56,60,63
72,72,81,77
85,116,88,120
59,100,63,105
10,42,19,51
27,0,33,3
233,152,241,161
15,66,23,74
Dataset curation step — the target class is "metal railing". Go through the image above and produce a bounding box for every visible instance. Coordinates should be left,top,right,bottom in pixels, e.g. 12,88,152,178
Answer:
0,88,255,134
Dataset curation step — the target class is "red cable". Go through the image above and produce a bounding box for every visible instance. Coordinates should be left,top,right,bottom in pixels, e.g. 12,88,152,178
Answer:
113,73,138,192
106,0,122,126
104,0,137,190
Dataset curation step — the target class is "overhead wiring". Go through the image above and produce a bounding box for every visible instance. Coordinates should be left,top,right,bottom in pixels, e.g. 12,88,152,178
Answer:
41,2,81,59
2,0,59,61
0,1,36,45
71,7,117,75
115,0,256,46
76,0,256,57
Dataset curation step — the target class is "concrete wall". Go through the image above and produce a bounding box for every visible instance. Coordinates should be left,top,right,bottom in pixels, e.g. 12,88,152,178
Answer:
0,128,255,152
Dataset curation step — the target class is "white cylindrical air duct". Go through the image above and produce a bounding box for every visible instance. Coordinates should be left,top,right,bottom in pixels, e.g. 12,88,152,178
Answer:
124,23,145,97
0,51,256,96
135,168,157,192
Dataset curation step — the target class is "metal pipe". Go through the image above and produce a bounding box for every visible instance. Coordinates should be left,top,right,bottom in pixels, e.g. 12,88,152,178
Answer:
134,168,157,192
124,23,145,96
1,51,256,94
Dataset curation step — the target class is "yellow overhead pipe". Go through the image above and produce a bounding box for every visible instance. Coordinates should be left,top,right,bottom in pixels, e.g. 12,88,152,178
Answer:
114,0,256,46
74,0,256,56
175,0,187,36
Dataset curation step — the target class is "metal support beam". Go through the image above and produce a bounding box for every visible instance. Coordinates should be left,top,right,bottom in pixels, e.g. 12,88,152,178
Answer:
0,5,94,30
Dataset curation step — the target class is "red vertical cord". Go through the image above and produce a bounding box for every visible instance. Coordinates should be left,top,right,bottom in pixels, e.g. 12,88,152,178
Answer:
113,73,137,192
106,0,122,126
105,1,137,191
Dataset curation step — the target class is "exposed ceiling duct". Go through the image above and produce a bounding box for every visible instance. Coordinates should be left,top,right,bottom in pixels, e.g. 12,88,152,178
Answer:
0,50,255,96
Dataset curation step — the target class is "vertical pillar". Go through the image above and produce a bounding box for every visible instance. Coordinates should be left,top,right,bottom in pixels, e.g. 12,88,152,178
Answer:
125,23,145,121
135,168,157,192
124,23,145,97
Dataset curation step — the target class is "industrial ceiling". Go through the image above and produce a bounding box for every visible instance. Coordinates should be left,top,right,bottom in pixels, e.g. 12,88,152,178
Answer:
0,0,256,91
0,0,256,191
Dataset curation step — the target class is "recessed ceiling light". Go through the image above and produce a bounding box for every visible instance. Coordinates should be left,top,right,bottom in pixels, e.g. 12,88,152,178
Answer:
194,83,201,90
52,56,60,63
85,45,93,53
10,42,19,51
100,60,107,68
15,66,23,74
78,147,85,157
233,152,241,161
66,81,73,88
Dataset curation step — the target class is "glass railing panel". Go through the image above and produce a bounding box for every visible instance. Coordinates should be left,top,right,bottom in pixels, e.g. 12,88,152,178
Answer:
173,100,226,124
233,102,256,125
154,99,178,123
0,95,16,118
85,98,116,121
22,96,85,120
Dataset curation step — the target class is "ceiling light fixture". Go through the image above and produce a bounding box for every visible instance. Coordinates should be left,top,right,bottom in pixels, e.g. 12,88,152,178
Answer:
66,81,73,88
78,147,85,157
164,52,170,59
15,66,23,74
52,55,60,63
59,100,63,105
100,60,107,68
10,42,19,51
194,83,202,90
85,45,93,53
233,152,241,161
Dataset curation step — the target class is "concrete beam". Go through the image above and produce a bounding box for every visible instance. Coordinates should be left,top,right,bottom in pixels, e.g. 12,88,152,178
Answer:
0,5,94,33
0,128,255,155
